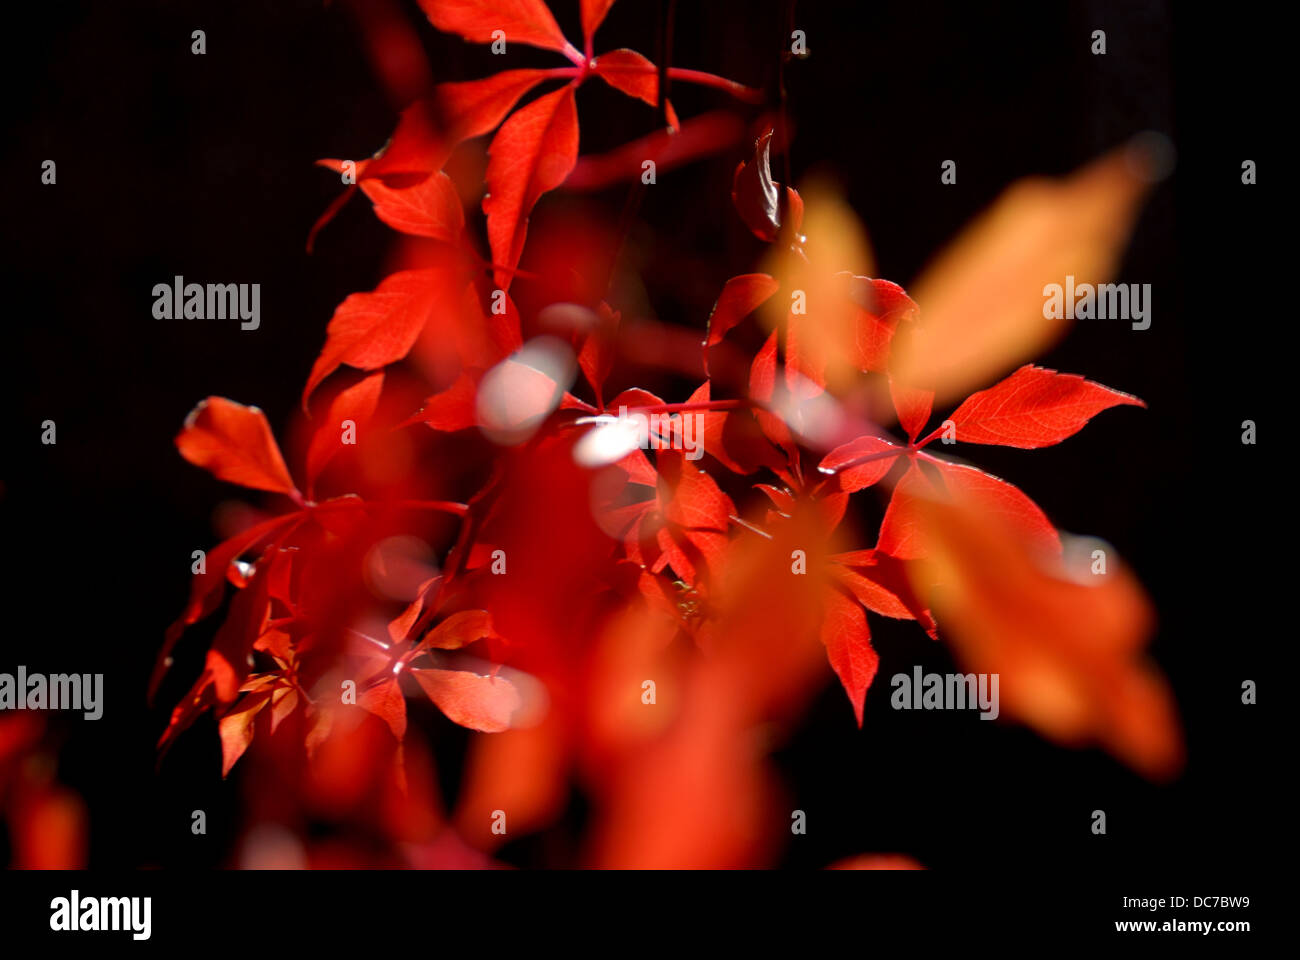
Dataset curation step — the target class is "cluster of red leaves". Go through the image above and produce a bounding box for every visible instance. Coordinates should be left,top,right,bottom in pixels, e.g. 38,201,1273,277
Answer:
159,0,1181,867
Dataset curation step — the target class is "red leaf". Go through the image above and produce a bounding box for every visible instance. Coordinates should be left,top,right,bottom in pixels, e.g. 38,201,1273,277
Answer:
703,273,779,374
483,86,580,289
359,71,553,185
889,377,933,444
176,397,297,496
577,302,620,406
821,588,879,727
732,131,781,241
218,688,273,777
831,549,937,637
429,69,555,160
748,329,779,403
818,435,903,492
207,558,277,705
413,370,480,432
304,269,439,405
153,513,302,700
387,576,440,645
360,678,408,742
306,371,385,491
748,329,797,464
581,0,617,46
731,130,800,242
947,364,1145,448
269,686,299,733
420,610,499,651
360,171,464,240
754,483,795,514
784,304,828,394
656,455,736,585
879,459,1060,561
847,276,920,373
592,48,659,106
417,0,574,56
608,387,664,410
412,668,521,732
689,381,785,476
335,101,441,184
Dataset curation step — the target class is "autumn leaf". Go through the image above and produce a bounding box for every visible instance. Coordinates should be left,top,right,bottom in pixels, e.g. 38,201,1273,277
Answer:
947,364,1145,448
878,458,1060,562
889,376,934,444
703,273,780,375
417,610,500,652
304,270,441,405
904,483,1182,780
410,370,480,432
359,679,408,743
360,171,464,241
732,130,795,243
577,302,620,408
580,0,618,47
218,687,275,777
153,512,303,701
398,0,759,289
305,371,385,493
417,0,577,57
893,138,1164,402
176,397,298,496
591,48,661,106
483,86,580,289
820,587,879,727
412,668,521,733
819,435,902,493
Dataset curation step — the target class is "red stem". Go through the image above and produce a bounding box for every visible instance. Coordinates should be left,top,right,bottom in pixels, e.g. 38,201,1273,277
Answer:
913,425,946,450
561,42,587,68
666,67,764,102
310,498,469,517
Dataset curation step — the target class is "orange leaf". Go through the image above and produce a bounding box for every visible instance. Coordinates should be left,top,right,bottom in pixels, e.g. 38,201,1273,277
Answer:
412,668,521,732
894,138,1165,403
907,480,1182,780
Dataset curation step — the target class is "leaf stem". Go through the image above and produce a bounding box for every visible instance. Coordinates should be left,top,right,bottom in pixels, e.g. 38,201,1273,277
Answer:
666,68,763,103
729,514,773,539
561,42,587,68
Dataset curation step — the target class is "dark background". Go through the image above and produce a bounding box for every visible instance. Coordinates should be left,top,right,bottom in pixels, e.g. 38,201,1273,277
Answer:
0,0,1282,871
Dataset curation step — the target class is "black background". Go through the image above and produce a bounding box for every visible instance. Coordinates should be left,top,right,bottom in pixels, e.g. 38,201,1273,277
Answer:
0,0,1283,875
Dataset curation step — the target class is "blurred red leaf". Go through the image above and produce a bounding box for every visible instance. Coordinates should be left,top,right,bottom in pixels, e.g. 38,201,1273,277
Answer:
879,458,1060,561
306,371,385,492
